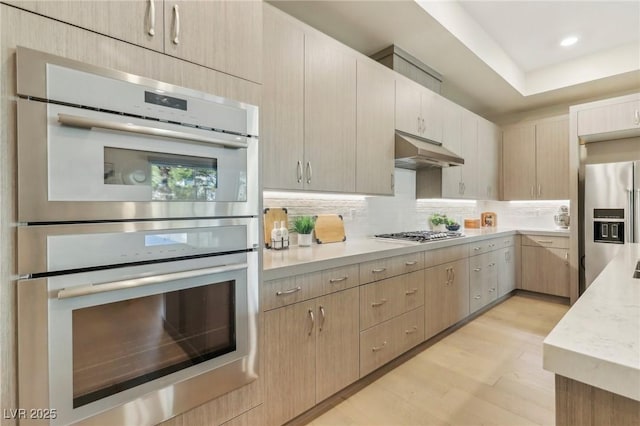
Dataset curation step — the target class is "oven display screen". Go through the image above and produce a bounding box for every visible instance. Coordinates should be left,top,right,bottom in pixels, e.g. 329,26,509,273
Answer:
144,91,187,111
144,233,188,247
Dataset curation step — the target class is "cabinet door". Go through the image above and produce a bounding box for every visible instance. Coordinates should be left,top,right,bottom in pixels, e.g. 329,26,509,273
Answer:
356,59,395,195
164,0,262,83
477,117,500,200
448,258,470,325
485,251,499,303
421,89,443,143
441,98,463,198
521,246,569,297
577,99,640,136
503,124,536,200
395,77,422,136
469,254,486,313
264,302,316,426
498,246,516,297
6,0,164,52
262,6,304,190
425,258,469,340
315,288,359,402
304,35,356,192
536,118,569,200
460,109,478,199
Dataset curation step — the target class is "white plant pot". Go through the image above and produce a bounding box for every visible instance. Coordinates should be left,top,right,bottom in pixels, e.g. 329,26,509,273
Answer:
298,233,313,247
431,224,447,232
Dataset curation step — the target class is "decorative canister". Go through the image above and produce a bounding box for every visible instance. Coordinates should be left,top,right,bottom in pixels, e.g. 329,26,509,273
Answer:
554,205,570,229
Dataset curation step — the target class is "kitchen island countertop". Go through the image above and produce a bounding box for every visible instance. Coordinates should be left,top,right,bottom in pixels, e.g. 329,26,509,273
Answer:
543,243,640,401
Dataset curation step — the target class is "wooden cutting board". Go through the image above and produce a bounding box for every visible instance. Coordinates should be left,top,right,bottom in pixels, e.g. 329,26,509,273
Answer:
264,208,288,248
314,214,346,244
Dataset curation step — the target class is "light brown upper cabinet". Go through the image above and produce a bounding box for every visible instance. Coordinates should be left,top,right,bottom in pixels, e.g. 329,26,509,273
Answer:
395,76,443,143
163,0,262,83
441,104,480,199
304,34,357,192
10,1,262,83
503,116,569,200
477,117,500,201
4,0,164,51
262,5,304,190
578,97,640,139
356,60,395,195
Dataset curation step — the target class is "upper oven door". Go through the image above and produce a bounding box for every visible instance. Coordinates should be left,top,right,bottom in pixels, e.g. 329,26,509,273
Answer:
16,47,259,223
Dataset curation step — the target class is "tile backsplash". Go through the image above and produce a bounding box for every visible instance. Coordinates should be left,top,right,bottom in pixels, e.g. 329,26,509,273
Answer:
264,169,569,238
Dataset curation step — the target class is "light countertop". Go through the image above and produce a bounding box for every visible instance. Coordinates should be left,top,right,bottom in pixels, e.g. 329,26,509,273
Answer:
263,227,569,280
543,243,640,401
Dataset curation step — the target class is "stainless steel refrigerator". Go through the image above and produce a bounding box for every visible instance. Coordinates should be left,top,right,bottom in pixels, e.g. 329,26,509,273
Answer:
584,161,640,288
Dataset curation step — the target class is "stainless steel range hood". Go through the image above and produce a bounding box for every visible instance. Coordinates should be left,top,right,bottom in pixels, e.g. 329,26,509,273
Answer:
394,131,464,169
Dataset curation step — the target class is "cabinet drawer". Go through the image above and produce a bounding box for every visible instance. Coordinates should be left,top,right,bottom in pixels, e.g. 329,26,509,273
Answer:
359,317,398,377
263,275,321,311
360,270,423,330
320,264,360,294
499,236,515,248
424,244,469,268
521,235,569,249
359,252,424,284
397,306,425,354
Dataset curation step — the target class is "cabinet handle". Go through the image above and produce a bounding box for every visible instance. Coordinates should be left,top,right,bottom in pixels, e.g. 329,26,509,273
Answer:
445,267,452,285
422,118,426,134
474,268,482,272
489,287,496,293
276,286,301,296
371,299,388,307
417,116,422,133
635,109,640,125
405,261,418,266
172,4,180,45
488,262,496,267
473,247,481,251
536,240,553,244
148,0,156,36
306,161,312,184
474,295,481,300
451,267,455,283
308,309,314,336
372,341,387,352
319,305,325,331
405,326,418,335
296,161,303,183
530,186,534,198
371,267,386,273
538,184,542,197
405,288,418,295
329,276,348,283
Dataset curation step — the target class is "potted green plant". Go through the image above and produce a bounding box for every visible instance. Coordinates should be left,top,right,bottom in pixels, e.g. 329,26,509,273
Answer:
292,216,315,246
429,213,448,232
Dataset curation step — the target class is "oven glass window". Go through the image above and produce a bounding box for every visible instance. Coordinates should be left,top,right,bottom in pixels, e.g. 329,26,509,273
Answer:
104,147,218,201
72,280,235,408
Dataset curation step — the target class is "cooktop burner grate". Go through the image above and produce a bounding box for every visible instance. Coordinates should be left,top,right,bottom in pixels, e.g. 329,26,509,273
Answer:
374,230,465,243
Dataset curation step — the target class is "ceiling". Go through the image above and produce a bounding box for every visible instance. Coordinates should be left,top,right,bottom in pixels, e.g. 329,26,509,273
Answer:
267,1,640,123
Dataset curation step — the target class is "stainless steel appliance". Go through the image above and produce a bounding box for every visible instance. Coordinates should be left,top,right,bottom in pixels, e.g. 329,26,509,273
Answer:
15,48,261,425
18,219,259,426
375,230,465,243
394,131,464,169
584,161,640,287
16,47,259,222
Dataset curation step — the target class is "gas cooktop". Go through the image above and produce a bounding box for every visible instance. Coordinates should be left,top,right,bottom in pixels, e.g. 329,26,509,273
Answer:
374,230,465,243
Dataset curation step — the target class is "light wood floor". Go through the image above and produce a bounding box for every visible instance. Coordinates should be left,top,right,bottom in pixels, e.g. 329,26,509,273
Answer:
305,295,569,426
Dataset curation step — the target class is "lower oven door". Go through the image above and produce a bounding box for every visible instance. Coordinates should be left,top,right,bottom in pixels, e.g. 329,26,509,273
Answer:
18,251,258,426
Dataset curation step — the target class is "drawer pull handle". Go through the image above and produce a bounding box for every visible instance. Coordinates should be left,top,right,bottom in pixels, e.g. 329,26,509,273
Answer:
372,267,387,273
405,288,418,295
372,341,387,352
405,261,418,266
474,268,482,272
474,247,481,251
329,276,348,283
489,243,495,248
276,286,301,296
488,263,496,267
489,288,496,293
405,326,418,334
474,295,481,300
371,299,388,307
537,240,553,244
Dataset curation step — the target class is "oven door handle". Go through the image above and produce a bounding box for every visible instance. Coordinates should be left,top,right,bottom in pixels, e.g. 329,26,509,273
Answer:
58,113,249,149
57,262,248,299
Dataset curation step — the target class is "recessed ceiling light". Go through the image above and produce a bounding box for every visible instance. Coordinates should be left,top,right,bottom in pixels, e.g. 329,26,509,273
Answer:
560,36,579,47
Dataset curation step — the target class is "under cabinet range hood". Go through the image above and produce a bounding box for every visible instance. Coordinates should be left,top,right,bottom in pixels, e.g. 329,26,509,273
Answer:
394,131,464,169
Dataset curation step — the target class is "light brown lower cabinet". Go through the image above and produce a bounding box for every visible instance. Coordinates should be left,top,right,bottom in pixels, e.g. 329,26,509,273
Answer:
521,246,570,297
263,287,359,426
424,258,470,340
497,245,516,297
469,252,499,314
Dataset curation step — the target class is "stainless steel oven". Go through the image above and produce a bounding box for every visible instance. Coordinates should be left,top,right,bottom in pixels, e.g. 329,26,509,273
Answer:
16,47,259,222
17,218,259,425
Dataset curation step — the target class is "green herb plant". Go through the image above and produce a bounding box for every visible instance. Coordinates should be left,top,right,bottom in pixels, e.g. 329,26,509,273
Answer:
292,216,315,234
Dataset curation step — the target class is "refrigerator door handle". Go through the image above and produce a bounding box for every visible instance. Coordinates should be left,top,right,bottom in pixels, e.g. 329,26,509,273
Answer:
635,188,640,244
628,188,635,244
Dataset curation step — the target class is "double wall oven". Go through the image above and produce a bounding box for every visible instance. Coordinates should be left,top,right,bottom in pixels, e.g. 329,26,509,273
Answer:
16,47,260,425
